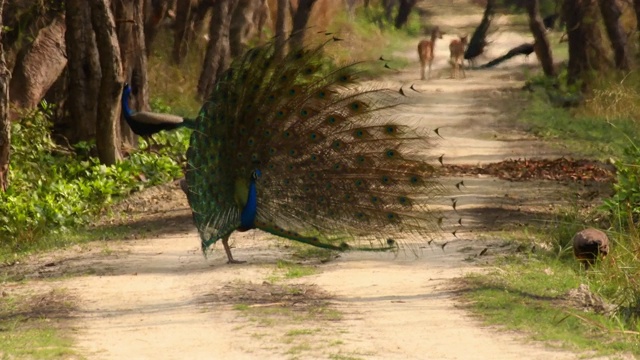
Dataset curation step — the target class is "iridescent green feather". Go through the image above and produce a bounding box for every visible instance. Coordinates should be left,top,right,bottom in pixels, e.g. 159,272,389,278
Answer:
185,37,444,254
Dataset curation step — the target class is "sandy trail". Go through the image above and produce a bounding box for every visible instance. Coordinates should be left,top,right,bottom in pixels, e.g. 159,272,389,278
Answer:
11,4,589,360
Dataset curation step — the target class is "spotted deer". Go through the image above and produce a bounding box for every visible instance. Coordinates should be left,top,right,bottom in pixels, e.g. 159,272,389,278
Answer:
449,34,468,79
417,26,443,80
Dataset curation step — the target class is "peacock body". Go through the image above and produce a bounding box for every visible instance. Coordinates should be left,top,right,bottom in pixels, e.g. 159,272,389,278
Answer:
126,37,446,263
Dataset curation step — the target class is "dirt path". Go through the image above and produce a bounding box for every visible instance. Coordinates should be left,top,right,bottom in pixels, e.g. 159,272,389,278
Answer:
10,5,596,360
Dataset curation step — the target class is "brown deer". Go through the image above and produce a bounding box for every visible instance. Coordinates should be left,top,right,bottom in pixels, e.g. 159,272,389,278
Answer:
449,35,468,79
417,26,443,80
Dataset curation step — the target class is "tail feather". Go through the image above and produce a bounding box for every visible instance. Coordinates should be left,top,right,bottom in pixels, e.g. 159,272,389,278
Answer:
121,83,196,136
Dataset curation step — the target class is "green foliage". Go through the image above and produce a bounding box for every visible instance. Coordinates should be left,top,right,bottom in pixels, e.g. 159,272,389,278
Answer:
517,76,640,160
463,258,639,356
603,144,640,228
0,104,183,259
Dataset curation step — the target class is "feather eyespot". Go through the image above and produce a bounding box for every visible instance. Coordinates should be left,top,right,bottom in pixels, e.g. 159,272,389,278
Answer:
289,149,298,156
386,150,396,158
371,196,379,204
381,176,390,184
332,140,343,149
355,179,363,187
310,154,318,161
387,213,397,220
410,176,420,184
386,126,397,134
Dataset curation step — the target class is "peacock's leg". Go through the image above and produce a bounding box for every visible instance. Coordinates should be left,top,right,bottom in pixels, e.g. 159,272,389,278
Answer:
222,234,246,264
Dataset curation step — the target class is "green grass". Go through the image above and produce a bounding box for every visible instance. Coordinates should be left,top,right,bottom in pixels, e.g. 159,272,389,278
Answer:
0,290,79,359
462,256,640,356
514,91,640,160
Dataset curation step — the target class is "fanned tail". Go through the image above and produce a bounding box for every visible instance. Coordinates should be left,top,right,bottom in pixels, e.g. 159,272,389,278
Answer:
186,35,446,256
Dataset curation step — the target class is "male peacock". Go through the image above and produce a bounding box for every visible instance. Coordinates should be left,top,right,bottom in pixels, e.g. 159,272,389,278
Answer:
121,84,195,136
126,37,447,263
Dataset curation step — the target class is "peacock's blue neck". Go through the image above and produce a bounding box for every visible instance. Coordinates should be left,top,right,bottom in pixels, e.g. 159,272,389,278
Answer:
240,172,259,230
121,85,133,118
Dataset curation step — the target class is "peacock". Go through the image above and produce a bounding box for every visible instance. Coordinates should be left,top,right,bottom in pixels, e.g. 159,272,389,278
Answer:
121,84,195,136
125,37,446,263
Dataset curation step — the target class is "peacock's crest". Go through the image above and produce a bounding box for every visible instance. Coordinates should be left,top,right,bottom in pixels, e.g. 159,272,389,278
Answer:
184,36,447,261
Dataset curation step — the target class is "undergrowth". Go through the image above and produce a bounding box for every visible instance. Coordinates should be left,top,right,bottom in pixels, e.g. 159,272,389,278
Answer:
468,70,640,354
0,103,187,262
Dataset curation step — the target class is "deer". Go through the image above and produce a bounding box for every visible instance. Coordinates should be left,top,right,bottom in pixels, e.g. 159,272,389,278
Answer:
449,35,468,79
417,26,443,80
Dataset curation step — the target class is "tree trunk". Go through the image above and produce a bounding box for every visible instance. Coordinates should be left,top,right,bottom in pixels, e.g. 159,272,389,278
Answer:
562,0,610,90
114,0,149,147
0,0,10,192
91,0,124,165
230,0,259,58
383,0,396,22
114,0,136,146
66,0,101,143
9,15,67,119
197,0,239,99
274,0,287,61
133,0,150,113
289,0,317,50
525,0,555,77
144,0,171,55
394,0,416,29
598,0,630,70
253,0,270,44
172,0,194,64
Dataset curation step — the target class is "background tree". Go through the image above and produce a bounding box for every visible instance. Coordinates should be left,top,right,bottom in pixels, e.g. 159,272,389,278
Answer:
525,0,555,77
395,0,417,29
289,0,317,50
562,0,611,90
197,0,240,99
274,0,288,61
598,0,630,70
66,0,100,143
91,0,124,165
0,0,10,191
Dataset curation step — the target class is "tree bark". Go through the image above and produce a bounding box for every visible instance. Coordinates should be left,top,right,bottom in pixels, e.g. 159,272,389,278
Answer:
598,0,630,70
383,0,396,22
394,0,416,29
0,0,10,191
172,0,194,64
66,0,101,143
144,0,171,55
9,15,67,119
229,0,258,58
525,0,555,77
91,0,124,165
289,0,317,50
562,0,610,90
114,0,149,147
197,0,239,99
274,0,288,61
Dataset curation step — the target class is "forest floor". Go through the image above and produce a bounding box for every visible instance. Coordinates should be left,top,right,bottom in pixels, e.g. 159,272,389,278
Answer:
1,2,620,360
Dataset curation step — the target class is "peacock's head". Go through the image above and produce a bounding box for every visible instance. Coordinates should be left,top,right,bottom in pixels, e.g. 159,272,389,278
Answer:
251,169,262,181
